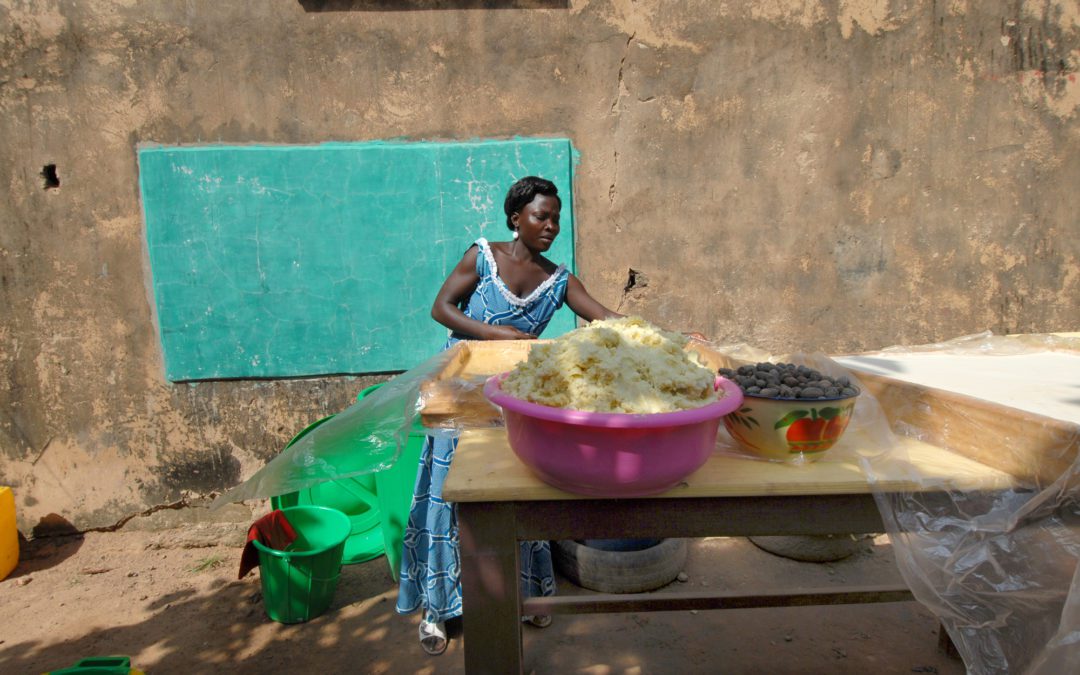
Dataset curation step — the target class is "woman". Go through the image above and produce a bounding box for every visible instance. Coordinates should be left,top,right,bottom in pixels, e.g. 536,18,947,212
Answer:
395,176,621,655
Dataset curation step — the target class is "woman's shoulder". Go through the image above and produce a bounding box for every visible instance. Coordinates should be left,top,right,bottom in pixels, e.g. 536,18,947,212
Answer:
448,242,481,275
459,240,481,259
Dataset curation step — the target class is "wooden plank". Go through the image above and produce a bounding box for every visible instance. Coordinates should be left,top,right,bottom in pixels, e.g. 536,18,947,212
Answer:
419,340,534,428
521,585,914,615
513,494,888,540
442,428,1017,504
855,370,1078,487
687,339,737,370
838,351,1080,425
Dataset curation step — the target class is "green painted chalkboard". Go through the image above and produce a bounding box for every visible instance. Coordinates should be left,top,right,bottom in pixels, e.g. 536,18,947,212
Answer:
138,139,578,381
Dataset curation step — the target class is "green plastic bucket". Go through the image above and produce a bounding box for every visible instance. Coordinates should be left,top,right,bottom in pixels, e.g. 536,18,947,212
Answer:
271,416,385,565
359,383,425,582
253,505,351,623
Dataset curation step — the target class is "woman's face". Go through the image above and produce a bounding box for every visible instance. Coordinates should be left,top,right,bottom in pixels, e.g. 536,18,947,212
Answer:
512,194,561,252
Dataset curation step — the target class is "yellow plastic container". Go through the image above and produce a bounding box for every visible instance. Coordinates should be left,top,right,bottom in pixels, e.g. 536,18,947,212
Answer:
0,486,18,580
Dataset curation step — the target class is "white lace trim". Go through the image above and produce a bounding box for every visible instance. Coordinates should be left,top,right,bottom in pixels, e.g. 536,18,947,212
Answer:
476,237,566,308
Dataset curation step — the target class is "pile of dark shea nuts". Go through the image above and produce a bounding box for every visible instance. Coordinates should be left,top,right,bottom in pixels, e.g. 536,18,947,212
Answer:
718,362,860,400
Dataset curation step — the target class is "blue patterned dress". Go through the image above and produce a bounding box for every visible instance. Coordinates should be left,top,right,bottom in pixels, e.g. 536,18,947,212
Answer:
396,237,569,624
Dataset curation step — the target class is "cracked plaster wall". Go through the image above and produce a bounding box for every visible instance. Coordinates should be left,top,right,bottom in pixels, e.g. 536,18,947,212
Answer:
1,0,1077,533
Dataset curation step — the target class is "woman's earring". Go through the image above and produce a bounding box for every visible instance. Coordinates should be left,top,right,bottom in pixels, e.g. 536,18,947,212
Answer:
513,229,519,240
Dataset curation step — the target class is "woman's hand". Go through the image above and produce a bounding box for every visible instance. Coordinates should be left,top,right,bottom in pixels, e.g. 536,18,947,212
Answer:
486,324,537,340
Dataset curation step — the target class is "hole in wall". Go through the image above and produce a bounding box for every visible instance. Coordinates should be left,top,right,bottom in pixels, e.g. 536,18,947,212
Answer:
624,268,649,293
41,164,59,190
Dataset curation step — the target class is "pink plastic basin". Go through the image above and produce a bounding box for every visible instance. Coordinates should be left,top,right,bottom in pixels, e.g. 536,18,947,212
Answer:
483,373,744,497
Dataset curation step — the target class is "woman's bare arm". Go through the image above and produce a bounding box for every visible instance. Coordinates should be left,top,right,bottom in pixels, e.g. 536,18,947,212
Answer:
431,248,535,340
565,273,708,340
564,274,623,323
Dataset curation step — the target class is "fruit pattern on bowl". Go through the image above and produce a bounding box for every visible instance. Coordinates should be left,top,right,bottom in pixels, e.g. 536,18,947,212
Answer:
724,397,857,458
719,362,860,462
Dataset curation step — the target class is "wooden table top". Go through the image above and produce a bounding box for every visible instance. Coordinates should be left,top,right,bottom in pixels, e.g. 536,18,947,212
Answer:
443,427,1018,503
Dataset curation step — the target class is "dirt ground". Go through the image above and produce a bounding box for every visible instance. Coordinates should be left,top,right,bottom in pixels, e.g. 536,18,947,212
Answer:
0,522,964,675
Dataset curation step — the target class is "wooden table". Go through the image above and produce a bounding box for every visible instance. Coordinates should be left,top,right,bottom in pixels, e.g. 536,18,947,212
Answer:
444,428,1017,674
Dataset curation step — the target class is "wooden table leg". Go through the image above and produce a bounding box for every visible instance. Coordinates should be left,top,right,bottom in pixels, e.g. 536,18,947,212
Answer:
937,621,962,659
457,501,523,674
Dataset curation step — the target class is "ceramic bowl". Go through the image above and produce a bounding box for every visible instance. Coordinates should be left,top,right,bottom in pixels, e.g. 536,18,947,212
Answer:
483,373,743,497
722,390,859,462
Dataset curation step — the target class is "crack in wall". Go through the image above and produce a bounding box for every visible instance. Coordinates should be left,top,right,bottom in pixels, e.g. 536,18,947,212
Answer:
85,498,191,533
609,32,635,117
609,32,635,232
32,497,193,538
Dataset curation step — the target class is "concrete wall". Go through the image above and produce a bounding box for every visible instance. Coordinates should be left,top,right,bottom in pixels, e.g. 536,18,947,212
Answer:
2,0,1078,533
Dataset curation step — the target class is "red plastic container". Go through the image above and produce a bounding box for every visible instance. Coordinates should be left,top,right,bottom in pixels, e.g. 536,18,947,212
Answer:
483,373,743,497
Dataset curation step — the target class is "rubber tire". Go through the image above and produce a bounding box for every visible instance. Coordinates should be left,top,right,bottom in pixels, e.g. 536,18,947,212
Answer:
553,538,688,593
747,534,868,562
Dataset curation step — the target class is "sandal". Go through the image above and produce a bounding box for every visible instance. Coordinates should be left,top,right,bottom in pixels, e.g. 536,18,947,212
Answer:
522,614,552,628
419,620,448,656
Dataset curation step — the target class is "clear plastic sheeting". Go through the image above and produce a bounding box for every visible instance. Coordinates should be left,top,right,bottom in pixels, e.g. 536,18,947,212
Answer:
711,334,1080,673
213,347,467,507
839,333,1079,674
214,341,527,507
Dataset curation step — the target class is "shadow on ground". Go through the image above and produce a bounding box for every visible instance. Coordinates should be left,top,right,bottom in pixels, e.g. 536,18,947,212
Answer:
0,534,963,674
7,533,83,578
1,559,420,674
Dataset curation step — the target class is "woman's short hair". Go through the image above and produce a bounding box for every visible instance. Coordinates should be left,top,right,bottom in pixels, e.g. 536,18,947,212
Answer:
504,176,561,230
